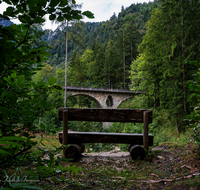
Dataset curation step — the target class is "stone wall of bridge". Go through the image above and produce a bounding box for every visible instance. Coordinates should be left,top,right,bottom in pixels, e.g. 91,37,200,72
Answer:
68,90,134,109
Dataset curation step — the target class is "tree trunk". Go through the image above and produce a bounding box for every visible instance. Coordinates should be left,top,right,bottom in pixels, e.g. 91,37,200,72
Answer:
181,6,186,114
123,29,125,88
109,63,110,88
175,113,179,134
171,6,179,134
153,90,156,110
190,0,194,61
131,31,133,64
64,21,69,108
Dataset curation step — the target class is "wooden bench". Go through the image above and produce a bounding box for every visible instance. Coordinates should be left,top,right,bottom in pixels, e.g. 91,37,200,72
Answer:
58,108,153,161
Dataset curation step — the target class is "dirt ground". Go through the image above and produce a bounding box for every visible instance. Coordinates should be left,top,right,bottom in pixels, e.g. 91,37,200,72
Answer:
71,144,200,190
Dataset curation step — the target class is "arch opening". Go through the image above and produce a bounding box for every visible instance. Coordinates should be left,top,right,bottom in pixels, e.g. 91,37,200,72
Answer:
71,94,102,108
106,95,113,107
117,96,134,108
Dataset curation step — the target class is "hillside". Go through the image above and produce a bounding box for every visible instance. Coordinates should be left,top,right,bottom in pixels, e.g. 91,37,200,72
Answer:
40,1,160,87
43,1,159,67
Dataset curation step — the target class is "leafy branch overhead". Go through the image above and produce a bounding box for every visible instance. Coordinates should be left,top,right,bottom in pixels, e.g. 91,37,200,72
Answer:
0,0,94,175
1,0,94,24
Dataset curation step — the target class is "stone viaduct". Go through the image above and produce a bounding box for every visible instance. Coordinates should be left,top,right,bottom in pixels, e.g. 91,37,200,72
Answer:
64,86,143,109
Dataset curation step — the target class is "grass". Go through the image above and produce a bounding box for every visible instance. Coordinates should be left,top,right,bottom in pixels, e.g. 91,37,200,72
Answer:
33,133,61,151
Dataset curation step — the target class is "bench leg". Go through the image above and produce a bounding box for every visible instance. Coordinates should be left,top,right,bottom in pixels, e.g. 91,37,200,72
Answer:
64,144,82,161
128,144,145,160
143,111,149,151
63,110,68,157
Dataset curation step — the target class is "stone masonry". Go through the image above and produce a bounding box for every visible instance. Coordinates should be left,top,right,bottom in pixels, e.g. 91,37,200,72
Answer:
65,86,143,109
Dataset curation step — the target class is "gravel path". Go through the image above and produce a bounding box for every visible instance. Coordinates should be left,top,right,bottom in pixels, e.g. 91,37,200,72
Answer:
80,147,131,162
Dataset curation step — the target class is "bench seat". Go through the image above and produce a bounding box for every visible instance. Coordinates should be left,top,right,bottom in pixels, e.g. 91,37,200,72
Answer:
59,131,153,146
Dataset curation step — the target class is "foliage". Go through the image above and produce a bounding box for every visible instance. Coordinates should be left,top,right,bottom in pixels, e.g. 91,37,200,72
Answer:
187,61,200,147
44,1,159,86
0,0,93,188
130,0,200,133
33,63,56,83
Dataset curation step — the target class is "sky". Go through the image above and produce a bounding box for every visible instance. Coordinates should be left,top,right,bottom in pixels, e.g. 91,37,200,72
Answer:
0,0,152,30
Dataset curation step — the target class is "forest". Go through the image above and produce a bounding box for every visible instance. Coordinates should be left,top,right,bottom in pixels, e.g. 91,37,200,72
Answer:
0,0,200,189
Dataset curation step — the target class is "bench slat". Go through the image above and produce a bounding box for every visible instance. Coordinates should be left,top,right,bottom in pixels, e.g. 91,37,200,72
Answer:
59,108,152,123
59,131,153,146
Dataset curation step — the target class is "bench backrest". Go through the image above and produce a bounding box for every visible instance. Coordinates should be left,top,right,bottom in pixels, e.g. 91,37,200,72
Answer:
59,108,152,123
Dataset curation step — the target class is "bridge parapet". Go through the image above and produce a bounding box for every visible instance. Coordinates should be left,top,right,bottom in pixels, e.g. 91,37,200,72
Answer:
59,81,131,90
63,86,143,94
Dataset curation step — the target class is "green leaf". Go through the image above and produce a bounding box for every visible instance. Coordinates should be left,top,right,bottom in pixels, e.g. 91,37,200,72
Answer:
51,176,59,183
41,51,51,57
0,148,11,156
5,6,14,15
72,0,76,4
31,5,41,13
64,14,72,20
72,14,82,20
3,0,12,5
5,54,12,64
1,136,27,141
38,0,47,7
23,15,31,23
34,92,40,95
20,186,44,190
38,81,47,87
60,175,65,181
34,17,45,23
12,0,19,5
18,15,25,22
48,76,56,86
0,141,23,148
57,15,64,22
11,72,17,79
47,7,56,13
62,7,71,12
12,50,23,60
17,75,25,86
3,77,10,83
38,54,44,62
82,11,94,19
49,14,56,20
49,0,60,7
40,123,46,131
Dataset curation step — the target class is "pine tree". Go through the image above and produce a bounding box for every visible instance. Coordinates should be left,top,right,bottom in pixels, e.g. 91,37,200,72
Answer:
132,0,200,133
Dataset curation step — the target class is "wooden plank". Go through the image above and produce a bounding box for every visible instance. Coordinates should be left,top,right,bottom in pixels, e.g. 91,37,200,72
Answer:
63,110,68,145
59,108,152,123
143,111,149,150
59,131,153,146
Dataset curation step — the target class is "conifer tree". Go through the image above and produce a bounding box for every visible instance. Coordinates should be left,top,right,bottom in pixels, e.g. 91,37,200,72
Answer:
131,0,200,132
